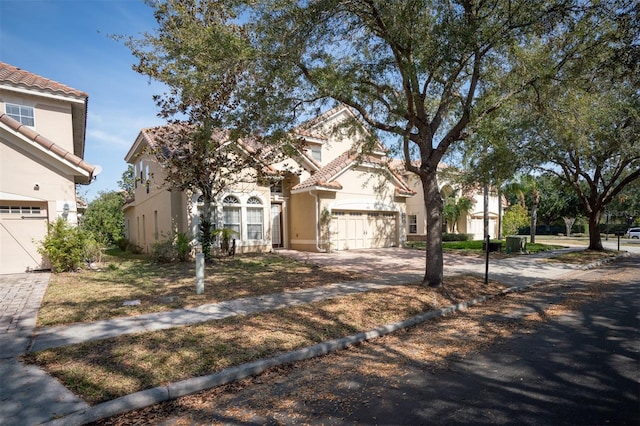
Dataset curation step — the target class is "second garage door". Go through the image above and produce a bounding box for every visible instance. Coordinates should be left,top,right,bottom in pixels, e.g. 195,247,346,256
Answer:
331,211,397,250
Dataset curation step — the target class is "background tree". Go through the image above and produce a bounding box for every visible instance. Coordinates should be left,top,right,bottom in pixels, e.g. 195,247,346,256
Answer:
443,194,473,233
124,0,301,259
118,165,135,200
606,179,640,231
131,0,601,287
82,191,126,245
516,0,639,250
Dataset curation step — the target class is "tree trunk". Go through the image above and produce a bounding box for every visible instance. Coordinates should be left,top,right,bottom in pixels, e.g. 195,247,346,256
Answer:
588,210,603,250
563,217,576,237
421,171,444,288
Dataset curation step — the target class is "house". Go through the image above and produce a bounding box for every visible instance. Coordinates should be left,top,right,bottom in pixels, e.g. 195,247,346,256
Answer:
399,164,505,241
0,62,96,274
123,106,416,254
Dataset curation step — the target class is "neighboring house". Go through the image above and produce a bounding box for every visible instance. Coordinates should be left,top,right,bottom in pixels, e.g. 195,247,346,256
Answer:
399,164,505,241
123,106,416,254
0,62,96,274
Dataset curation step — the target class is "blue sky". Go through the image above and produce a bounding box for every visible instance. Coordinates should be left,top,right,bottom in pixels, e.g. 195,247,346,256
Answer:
1,0,167,201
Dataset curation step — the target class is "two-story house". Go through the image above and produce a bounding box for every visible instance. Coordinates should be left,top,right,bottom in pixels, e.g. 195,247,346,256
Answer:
123,106,416,254
0,62,95,274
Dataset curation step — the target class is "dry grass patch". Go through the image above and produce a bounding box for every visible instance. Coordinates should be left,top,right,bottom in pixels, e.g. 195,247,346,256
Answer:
544,249,620,264
37,252,364,327
25,275,507,405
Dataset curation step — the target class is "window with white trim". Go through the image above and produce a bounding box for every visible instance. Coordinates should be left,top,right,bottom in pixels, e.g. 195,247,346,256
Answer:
408,215,417,234
309,145,322,162
6,103,34,126
222,195,241,234
246,197,263,240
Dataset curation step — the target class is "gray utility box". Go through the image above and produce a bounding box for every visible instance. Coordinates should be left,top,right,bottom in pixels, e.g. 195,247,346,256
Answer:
506,236,527,254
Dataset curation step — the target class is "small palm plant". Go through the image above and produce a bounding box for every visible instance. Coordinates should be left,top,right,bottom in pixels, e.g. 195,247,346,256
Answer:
212,228,239,256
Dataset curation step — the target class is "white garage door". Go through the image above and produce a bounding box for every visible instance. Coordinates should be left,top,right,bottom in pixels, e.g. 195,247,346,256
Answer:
0,216,48,274
331,211,397,250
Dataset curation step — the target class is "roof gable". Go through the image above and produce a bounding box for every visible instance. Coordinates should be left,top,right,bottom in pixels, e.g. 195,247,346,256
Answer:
0,113,95,183
292,149,415,197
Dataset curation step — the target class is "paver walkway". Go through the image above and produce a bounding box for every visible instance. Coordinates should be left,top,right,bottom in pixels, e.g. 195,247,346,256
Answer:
0,246,632,425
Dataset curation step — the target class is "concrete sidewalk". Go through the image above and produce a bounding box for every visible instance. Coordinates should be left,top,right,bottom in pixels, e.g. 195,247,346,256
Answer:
0,247,627,425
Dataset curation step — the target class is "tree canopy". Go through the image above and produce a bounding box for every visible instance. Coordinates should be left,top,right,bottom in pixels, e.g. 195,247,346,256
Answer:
128,0,629,285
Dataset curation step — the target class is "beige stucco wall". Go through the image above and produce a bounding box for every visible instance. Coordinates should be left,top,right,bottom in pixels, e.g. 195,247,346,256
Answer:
403,173,502,240
288,190,320,251
1,92,76,153
302,109,370,166
1,90,86,273
125,149,274,255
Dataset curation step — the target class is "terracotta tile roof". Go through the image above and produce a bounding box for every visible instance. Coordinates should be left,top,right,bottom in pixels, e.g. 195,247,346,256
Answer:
0,62,87,98
293,151,354,191
139,124,280,176
0,112,95,181
293,149,416,195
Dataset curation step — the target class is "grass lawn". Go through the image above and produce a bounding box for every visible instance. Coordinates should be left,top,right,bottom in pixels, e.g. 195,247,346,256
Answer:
544,249,621,264
407,239,565,254
26,274,508,405
36,250,365,327
27,245,624,406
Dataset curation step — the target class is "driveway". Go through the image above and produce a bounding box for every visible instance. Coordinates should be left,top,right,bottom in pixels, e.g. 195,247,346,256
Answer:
278,247,586,287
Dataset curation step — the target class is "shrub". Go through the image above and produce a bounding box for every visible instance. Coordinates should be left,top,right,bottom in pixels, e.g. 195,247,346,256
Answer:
151,239,177,263
83,235,105,265
115,238,143,254
175,232,192,262
38,218,88,272
442,233,473,242
115,238,129,251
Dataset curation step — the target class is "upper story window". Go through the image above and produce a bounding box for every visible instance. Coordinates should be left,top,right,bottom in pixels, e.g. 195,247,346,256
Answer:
309,146,322,162
6,103,34,126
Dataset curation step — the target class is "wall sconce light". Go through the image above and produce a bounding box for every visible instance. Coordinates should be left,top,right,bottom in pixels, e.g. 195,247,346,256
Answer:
62,203,70,220
34,183,40,191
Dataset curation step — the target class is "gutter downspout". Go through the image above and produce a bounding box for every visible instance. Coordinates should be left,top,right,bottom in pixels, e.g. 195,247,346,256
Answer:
309,190,327,252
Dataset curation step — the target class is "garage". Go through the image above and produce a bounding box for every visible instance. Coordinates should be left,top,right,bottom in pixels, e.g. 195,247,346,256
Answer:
331,210,397,250
0,205,48,274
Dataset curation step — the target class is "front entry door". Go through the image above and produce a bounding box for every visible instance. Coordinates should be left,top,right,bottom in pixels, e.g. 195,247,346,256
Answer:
271,204,283,248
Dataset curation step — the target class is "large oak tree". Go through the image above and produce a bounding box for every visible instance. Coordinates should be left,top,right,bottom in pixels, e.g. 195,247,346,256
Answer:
130,0,617,286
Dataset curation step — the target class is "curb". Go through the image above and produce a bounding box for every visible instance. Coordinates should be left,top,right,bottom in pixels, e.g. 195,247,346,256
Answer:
42,282,537,426
579,250,630,269
41,251,630,425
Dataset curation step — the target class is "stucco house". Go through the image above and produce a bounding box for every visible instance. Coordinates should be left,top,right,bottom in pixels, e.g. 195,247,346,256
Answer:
0,62,96,274
123,106,416,254
400,164,505,241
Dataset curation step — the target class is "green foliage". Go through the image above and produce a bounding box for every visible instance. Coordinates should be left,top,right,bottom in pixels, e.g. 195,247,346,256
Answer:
151,239,177,263
199,216,214,261
212,227,239,255
175,232,191,262
118,165,135,200
82,191,125,244
125,0,613,287
152,232,193,263
442,233,473,242
503,204,529,236
443,196,473,233
38,218,88,272
115,238,143,254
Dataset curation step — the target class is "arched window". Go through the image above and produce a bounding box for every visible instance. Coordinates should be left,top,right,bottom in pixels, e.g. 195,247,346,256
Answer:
222,195,241,234
246,197,263,240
